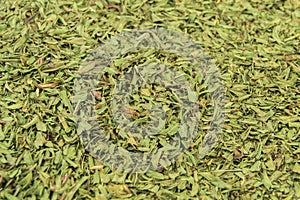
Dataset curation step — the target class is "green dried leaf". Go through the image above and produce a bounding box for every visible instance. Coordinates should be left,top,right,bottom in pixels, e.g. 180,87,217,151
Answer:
34,132,46,148
7,102,23,110
292,163,300,174
13,35,26,51
22,115,39,129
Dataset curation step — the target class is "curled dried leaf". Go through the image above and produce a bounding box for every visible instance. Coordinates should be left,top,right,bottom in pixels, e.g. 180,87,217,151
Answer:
92,91,102,100
233,149,243,160
121,106,140,117
36,83,57,89
90,165,104,170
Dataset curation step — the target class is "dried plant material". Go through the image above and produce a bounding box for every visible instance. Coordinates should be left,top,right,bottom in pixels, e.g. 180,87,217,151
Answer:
233,149,244,161
121,106,140,117
127,133,138,147
92,90,102,100
36,83,57,89
0,0,299,199
90,165,104,170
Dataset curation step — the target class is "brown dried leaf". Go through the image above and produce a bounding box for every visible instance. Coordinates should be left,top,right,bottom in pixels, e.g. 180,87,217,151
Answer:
233,149,243,160
121,106,140,117
92,91,102,100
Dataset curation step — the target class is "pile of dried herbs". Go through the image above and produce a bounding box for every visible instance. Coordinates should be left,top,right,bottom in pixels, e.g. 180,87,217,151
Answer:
0,0,299,199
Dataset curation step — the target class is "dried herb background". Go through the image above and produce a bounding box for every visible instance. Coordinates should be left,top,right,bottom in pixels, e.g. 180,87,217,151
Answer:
0,0,299,199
